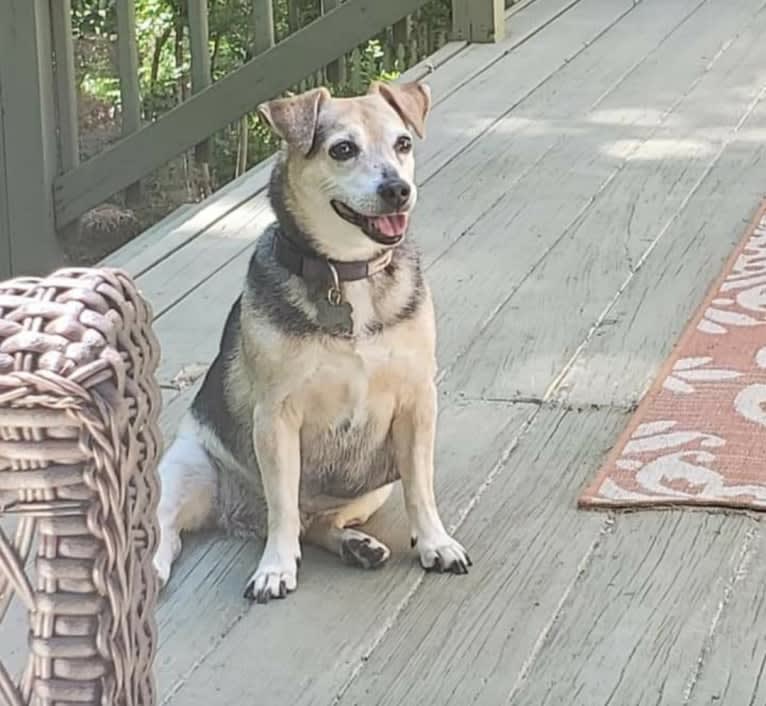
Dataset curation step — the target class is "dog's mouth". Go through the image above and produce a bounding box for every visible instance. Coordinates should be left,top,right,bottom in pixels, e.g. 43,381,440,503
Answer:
331,200,408,246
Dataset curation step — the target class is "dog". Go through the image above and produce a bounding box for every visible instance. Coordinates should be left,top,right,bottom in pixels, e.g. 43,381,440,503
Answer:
153,80,471,603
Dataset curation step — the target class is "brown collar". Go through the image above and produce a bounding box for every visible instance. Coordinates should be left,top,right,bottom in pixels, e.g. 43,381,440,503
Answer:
273,232,393,283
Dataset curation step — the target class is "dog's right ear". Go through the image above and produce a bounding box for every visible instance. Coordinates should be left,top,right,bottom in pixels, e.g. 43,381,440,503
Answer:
257,87,330,156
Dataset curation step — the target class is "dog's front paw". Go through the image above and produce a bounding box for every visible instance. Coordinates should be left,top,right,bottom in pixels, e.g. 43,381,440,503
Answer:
416,533,471,575
243,545,301,604
153,526,182,588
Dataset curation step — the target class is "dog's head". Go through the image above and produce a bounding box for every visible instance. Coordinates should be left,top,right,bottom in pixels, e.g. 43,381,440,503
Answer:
258,81,431,261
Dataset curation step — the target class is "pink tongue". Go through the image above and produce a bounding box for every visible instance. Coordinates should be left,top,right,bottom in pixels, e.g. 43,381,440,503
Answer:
372,213,408,238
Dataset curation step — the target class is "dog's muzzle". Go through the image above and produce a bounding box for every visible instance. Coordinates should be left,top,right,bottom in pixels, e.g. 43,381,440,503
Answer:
331,200,409,246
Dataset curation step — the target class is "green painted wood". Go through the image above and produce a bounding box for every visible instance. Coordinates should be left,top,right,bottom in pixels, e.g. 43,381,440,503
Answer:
49,0,81,243
188,0,211,166
252,0,275,54
53,0,429,228
287,0,300,35
0,74,10,280
393,13,412,46
321,0,346,85
115,0,142,206
452,0,506,42
50,0,79,174
0,0,63,276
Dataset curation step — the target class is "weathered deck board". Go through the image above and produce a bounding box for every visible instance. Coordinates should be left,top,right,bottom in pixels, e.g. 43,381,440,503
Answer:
555,103,766,407
412,0,698,268
335,406,617,706
508,512,756,706
688,527,766,705
425,0,726,373
445,0,766,400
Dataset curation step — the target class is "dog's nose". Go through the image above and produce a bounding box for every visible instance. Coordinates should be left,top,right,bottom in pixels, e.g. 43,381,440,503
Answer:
378,178,411,211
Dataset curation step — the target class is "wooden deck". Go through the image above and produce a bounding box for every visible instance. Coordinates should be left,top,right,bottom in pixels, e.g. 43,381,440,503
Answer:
89,0,766,702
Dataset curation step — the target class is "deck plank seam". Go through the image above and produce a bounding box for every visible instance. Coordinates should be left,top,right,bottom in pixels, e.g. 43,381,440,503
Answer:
454,394,638,414
681,524,761,705
503,512,617,705
159,605,251,706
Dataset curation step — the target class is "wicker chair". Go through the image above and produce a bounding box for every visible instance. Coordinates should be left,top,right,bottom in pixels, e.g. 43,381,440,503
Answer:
0,268,161,706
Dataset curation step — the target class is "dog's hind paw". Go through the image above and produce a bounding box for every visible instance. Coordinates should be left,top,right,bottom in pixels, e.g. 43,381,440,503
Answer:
417,533,471,575
339,530,390,569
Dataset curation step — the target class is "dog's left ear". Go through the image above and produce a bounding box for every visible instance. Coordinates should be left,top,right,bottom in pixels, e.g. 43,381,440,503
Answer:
370,81,432,139
257,87,330,156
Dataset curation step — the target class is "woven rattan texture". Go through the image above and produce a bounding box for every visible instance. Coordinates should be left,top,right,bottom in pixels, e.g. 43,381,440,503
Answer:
0,268,162,706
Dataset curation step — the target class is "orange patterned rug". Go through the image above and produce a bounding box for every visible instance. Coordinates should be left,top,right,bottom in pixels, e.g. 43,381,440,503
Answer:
580,202,766,511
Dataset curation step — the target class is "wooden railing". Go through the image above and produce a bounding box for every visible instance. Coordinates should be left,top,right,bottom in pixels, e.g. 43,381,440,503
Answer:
0,0,505,278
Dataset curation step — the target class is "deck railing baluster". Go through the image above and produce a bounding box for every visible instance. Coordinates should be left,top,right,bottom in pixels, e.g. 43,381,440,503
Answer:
115,0,143,206
50,0,79,182
322,0,347,86
188,0,213,196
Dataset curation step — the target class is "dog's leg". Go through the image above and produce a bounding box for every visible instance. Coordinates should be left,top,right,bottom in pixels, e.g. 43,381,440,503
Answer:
243,406,302,603
304,484,393,569
154,425,218,586
393,384,471,574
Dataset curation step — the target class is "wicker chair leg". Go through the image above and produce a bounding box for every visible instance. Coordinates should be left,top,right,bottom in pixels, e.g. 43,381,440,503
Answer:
0,268,162,706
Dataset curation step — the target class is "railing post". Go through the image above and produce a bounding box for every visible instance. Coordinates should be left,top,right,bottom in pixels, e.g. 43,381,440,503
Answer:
50,0,79,178
115,0,143,207
188,0,213,195
253,0,275,55
321,0,347,86
244,0,275,176
50,0,81,242
0,0,64,276
451,0,505,43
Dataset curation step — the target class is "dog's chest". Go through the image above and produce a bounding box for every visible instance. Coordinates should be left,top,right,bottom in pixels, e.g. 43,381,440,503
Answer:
295,335,425,500
299,338,406,433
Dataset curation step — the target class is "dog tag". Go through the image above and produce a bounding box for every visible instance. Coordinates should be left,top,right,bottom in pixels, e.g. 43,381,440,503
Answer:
316,294,354,336
307,263,354,336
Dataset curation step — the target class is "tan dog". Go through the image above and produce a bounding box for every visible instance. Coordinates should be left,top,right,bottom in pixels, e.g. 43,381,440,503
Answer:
153,81,470,603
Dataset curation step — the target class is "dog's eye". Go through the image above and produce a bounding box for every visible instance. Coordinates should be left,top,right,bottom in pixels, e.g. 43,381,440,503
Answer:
395,136,412,154
329,140,358,161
